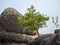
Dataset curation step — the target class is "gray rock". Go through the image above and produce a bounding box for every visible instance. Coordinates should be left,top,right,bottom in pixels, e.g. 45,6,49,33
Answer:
55,29,60,37
0,7,37,35
0,7,60,45
0,7,23,33
0,43,27,45
0,31,37,43
1,7,23,17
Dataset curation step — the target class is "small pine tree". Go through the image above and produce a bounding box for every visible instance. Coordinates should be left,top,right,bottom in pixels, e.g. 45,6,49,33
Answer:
18,5,49,35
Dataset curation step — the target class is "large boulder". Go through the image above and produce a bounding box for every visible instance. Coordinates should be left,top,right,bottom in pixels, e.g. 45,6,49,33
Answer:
0,7,38,45
1,7,23,17
0,7,23,33
0,7,60,45
0,7,37,35
0,31,38,43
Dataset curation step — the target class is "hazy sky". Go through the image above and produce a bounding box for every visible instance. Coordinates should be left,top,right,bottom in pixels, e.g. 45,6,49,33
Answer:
0,0,60,34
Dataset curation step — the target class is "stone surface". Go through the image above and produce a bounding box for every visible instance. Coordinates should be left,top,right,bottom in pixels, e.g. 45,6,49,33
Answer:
0,7,23,33
1,7,23,17
0,7,60,45
55,29,60,37
0,7,38,45
0,31,38,43
0,7,37,35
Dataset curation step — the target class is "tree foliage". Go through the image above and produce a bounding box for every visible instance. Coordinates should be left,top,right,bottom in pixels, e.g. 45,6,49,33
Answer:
18,5,49,31
52,16,59,27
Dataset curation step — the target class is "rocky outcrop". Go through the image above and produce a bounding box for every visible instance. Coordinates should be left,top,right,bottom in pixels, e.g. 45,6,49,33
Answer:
0,7,38,45
0,7,23,33
0,31,38,43
1,7,23,17
0,7,37,35
0,7,60,45
33,29,60,45
51,29,60,45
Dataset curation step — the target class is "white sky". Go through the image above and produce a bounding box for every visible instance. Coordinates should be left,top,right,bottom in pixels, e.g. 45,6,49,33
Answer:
0,0,60,34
